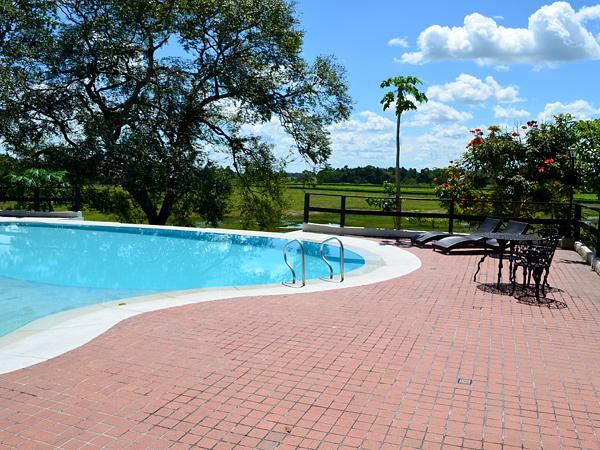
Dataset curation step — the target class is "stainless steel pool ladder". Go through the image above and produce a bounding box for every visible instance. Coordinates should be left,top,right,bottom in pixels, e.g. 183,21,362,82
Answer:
283,239,305,287
320,237,345,282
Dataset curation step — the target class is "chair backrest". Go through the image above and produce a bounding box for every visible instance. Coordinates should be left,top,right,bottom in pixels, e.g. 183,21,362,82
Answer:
536,236,560,267
503,220,529,235
516,234,559,269
539,228,560,239
474,217,502,234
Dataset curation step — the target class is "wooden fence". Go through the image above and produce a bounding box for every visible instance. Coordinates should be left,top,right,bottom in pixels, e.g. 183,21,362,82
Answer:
575,204,600,257
0,194,78,212
303,192,599,256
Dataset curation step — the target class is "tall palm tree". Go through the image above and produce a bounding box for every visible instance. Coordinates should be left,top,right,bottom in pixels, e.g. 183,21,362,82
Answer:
380,76,428,205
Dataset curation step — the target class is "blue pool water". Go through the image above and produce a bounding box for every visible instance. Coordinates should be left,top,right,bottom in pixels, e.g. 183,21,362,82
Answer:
0,222,364,336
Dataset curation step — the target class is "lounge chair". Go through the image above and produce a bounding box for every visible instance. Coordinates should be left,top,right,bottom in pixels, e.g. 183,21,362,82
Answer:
432,220,529,254
411,217,502,246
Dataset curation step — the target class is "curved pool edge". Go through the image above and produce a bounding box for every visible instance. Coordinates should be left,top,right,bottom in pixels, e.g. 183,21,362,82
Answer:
0,220,421,374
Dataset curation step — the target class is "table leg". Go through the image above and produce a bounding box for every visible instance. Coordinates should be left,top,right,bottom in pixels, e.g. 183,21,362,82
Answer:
508,242,515,286
496,242,507,289
474,239,488,282
497,252,503,288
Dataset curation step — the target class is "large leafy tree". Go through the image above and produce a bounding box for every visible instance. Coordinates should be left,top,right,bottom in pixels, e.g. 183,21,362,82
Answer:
575,118,600,198
0,0,57,163
0,0,351,225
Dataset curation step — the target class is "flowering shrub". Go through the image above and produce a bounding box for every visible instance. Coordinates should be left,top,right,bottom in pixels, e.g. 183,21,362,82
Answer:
434,116,578,218
433,165,468,200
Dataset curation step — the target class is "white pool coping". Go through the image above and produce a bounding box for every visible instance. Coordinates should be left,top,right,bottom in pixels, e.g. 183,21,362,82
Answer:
0,219,421,374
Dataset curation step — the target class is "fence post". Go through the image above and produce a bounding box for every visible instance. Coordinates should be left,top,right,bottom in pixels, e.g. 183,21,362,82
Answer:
340,195,346,228
393,197,402,230
448,198,455,234
597,212,600,258
303,193,310,223
574,204,581,241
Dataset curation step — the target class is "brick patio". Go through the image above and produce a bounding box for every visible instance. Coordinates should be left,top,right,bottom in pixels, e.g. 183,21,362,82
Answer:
1,241,600,449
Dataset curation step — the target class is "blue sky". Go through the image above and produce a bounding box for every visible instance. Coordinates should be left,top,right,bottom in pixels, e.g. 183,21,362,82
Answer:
255,0,600,171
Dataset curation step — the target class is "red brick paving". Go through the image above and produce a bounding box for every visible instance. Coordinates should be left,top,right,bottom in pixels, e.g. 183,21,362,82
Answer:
1,241,600,449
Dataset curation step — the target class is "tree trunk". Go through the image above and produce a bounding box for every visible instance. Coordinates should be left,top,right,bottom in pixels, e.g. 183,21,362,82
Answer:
129,188,160,224
394,113,402,229
395,113,401,202
157,190,177,225
129,187,178,225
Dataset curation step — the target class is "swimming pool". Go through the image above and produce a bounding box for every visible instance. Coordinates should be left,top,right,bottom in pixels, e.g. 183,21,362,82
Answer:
0,222,364,336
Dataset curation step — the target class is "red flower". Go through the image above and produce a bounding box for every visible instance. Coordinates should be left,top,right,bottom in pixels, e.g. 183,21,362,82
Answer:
521,125,528,129
433,177,438,182
538,167,545,173
469,137,484,147
544,158,555,164
512,131,520,137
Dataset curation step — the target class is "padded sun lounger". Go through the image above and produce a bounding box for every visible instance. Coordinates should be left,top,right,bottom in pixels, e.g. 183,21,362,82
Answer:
432,220,529,254
411,217,501,246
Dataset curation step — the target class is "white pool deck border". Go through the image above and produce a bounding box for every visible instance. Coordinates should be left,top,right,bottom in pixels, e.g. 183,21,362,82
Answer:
0,219,421,374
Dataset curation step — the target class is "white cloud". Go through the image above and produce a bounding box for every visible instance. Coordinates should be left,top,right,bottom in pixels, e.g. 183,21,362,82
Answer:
239,111,474,170
494,105,531,119
576,5,600,21
242,112,397,169
407,101,473,127
388,37,409,47
538,99,600,121
326,112,395,166
401,2,600,66
327,118,470,169
401,123,471,167
329,110,395,132
426,73,521,104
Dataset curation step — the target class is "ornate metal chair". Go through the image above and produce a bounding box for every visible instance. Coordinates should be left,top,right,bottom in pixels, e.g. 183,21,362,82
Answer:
510,229,560,302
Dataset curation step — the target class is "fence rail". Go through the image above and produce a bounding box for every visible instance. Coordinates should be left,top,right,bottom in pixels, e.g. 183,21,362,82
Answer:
574,204,600,257
303,192,599,257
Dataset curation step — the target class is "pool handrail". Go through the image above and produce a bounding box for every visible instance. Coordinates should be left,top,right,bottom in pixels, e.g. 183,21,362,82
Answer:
320,237,345,282
283,239,305,287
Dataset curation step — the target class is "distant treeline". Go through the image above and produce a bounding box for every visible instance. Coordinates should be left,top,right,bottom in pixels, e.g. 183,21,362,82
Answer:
288,165,446,185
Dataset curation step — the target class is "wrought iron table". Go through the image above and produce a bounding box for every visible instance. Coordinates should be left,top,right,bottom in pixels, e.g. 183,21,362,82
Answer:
473,232,541,289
